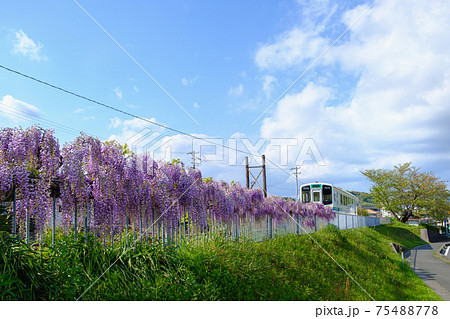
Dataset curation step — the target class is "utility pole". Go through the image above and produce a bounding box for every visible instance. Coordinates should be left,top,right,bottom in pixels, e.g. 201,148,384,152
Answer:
245,155,268,197
187,150,202,169
290,166,301,201
262,155,267,198
246,154,270,238
245,157,250,189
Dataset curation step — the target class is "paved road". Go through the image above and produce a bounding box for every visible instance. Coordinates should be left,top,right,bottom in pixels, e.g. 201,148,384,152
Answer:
405,241,450,300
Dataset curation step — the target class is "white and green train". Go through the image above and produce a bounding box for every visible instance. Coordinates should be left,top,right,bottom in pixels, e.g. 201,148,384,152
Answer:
300,182,358,215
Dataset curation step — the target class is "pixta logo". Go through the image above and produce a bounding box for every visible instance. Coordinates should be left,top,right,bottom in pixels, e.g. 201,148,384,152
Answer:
125,127,173,162
191,137,325,168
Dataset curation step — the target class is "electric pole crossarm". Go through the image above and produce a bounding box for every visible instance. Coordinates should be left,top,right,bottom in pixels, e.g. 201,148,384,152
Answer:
187,150,202,169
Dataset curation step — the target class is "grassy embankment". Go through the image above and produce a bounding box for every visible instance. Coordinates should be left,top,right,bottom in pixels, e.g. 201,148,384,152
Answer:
0,220,441,301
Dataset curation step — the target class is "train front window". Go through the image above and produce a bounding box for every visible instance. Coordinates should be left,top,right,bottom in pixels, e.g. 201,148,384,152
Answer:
313,191,321,202
322,185,332,205
301,186,311,203
302,192,310,203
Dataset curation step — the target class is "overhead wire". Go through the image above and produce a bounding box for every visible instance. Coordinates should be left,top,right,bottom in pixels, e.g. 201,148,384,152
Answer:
0,101,107,140
0,41,373,300
72,0,200,126
0,64,294,180
65,1,375,300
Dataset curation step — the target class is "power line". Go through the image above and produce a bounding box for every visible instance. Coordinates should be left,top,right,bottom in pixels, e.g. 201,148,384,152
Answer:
251,0,381,126
2,62,369,298
0,64,293,178
0,101,106,140
72,0,200,126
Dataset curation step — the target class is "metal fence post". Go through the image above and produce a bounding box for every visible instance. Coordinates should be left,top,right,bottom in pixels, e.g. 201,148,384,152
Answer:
74,203,77,241
39,230,43,255
126,217,129,250
26,209,30,244
111,227,114,249
12,184,16,237
85,201,90,242
268,216,273,238
139,214,143,245
52,194,56,248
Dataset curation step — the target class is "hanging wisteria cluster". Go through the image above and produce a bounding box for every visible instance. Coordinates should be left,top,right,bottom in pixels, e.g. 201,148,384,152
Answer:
0,126,336,241
0,126,60,233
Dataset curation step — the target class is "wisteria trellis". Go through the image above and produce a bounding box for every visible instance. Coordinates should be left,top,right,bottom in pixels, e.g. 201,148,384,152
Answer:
0,126,336,244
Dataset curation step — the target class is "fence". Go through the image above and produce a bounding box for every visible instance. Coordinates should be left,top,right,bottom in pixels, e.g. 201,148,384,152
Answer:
264,212,390,240
1,198,390,248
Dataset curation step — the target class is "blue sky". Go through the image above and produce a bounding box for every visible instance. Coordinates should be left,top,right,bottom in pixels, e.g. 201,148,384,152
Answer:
1,0,450,197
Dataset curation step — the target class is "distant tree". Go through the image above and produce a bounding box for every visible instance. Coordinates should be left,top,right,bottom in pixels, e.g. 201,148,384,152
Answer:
357,207,369,216
361,162,450,223
350,191,376,206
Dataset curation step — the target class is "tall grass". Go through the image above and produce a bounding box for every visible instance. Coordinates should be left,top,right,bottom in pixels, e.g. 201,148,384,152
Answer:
0,221,442,301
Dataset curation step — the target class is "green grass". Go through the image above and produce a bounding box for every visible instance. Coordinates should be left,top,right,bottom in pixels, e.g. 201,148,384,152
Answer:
0,221,442,301
373,219,425,249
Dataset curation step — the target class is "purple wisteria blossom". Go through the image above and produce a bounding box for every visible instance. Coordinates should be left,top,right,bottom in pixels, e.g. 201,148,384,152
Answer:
0,126,336,239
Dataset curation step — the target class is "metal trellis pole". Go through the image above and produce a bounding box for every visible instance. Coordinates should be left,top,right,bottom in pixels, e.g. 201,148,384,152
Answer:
126,217,129,250
74,202,78,241
12,183,16,237
52,194,56,248
139,213,143,245
26,209,30,244
85,201,90,242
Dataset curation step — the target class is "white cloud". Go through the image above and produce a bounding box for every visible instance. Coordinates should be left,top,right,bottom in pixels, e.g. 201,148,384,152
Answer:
227,84,244,97
0,95,41,122
253,0,337,72
296,0,337,28
193,102,199,108
181,75,199,86
108,117,154,132
261,75,278,98
74,107,96,120
255,28,327,71
108,117,122,129
11,29,47,62
107,118,252,182
257,0,450,190
108,116,169,156
114,87,123,99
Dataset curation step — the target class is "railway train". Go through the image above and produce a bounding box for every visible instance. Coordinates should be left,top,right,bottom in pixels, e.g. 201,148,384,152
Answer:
299,182,358,215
